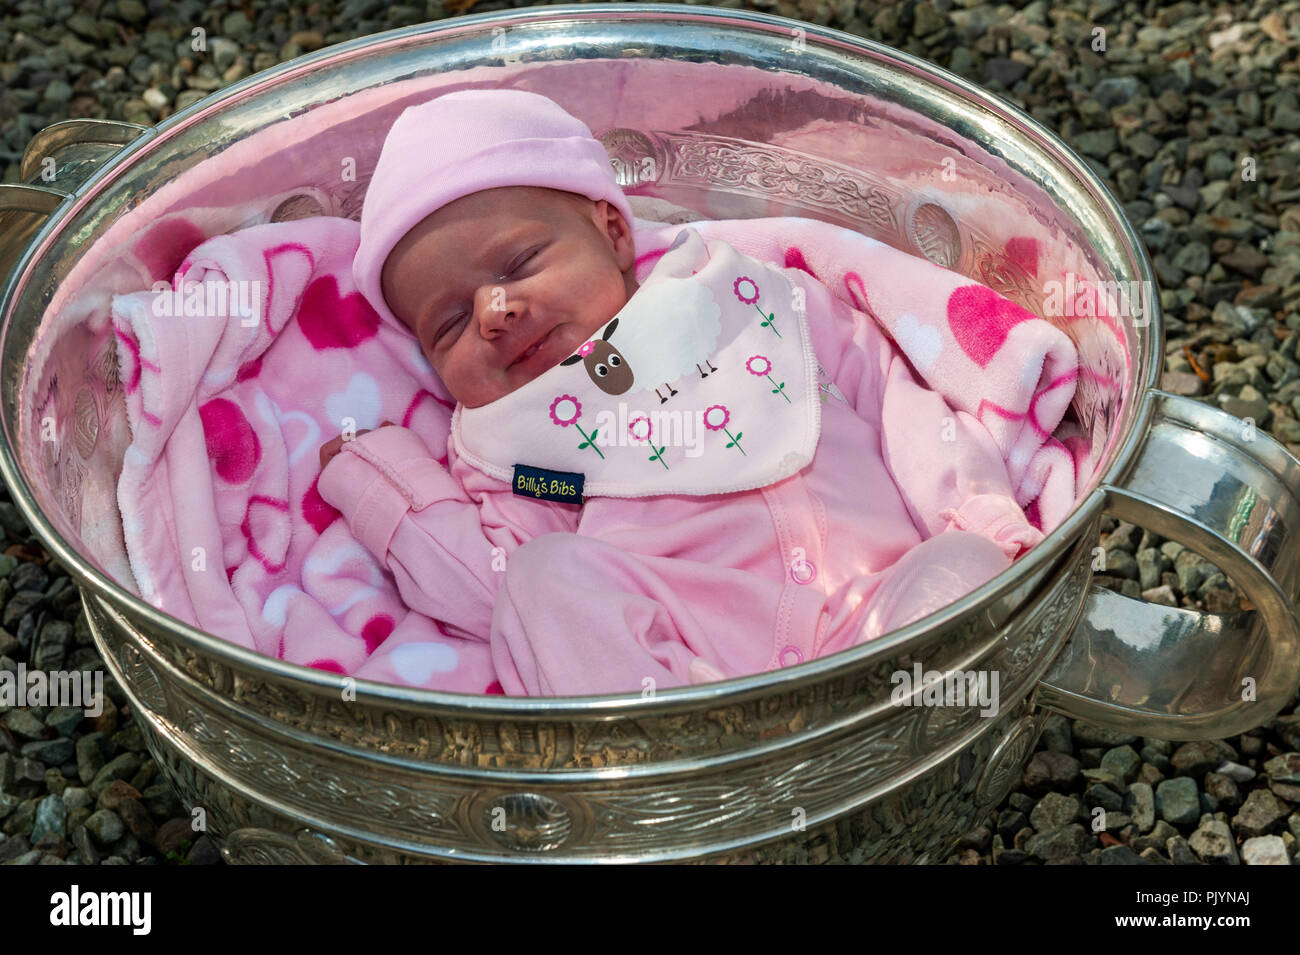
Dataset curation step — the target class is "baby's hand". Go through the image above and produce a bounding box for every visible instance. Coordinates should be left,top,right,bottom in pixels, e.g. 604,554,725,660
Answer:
319,420,396,470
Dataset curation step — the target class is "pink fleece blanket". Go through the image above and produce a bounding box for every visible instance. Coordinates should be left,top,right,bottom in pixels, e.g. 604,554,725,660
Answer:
110,213,1081,692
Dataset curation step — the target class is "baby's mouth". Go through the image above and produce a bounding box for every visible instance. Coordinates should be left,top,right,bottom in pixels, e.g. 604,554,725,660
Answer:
510,327,556,367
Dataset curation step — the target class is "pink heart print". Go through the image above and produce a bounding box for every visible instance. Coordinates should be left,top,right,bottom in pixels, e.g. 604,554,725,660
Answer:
947,284,1036,368
296,275,381,350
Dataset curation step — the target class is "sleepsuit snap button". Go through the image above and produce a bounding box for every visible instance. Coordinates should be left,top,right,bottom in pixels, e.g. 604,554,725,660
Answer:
791,559,816,584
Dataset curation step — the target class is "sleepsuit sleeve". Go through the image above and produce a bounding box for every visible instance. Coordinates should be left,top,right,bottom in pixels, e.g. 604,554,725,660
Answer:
317,424,580,641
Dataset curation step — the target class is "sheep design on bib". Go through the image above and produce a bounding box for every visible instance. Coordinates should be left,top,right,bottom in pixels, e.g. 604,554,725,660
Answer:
560,276,725,404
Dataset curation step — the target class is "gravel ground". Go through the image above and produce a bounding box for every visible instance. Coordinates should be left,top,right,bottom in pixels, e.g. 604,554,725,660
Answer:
2,0,1299,865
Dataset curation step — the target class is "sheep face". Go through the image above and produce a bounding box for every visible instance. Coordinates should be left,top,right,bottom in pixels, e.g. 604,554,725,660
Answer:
560,318,634,396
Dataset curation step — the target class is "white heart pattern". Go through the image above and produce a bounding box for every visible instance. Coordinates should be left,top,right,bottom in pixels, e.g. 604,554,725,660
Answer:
389,641,461,685
324,372,382,432
893,312,943,373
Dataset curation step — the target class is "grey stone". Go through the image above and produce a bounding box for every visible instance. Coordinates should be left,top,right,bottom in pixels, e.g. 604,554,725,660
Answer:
1233,789,1287,838
1171,740,1228,777
1156,777,1201,826
1030,792,1081,833
61,787,92,812
1024,824,1087,861
1040,714,1073,754
1099,845,1143,864
1172,241,1211,274
984,57,1030,87
115,798,156,843
1022,750,1081,792
70,825,99,866
141,783,184,819
1138,821,1180,852
83,809,124,845
75,734,104,785
43,706,84,736
1204,772,1241,808
1240,835,1290,865
1075,724,1140,749
1094,75,1139,107
21,738,73,767
29,795,66,844
1140,584,1177,606
1103,549,1140,580
1263,753,1300,785
1188,819,1239,864
89,753,141,797
1128,782,1156,833
220,10,254,37
1136,548,1167,589
0,834,31,864
1072,129,1118,159
1167,835,1199,865
186,835,221,865
5,708,47,741
1085,782,1124,813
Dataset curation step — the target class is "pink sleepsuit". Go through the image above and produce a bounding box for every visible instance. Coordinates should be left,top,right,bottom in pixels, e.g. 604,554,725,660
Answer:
316,220,1048,697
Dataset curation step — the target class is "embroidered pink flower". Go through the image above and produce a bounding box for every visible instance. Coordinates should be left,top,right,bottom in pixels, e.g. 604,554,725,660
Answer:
549,395,581,427
550,394,604,459
747,354,790,403
577,341,595,357
733,276,759,304
735,276,781,337
628,415,652,442
629,415,669,470
703,404,745,455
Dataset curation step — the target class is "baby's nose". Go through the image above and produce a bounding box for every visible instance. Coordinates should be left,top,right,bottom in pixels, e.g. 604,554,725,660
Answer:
479,287,522,328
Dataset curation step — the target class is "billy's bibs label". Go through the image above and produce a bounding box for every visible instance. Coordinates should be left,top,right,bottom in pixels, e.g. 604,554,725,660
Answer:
512,464,584,505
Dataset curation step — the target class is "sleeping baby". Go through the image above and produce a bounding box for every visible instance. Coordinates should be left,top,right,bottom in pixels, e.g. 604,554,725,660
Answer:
317,89,1074,696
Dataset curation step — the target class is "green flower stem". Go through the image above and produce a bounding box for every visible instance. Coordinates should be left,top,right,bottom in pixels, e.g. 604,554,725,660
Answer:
767,374,791,402
724,427,747,455
751,302,782,337
575,422,605,459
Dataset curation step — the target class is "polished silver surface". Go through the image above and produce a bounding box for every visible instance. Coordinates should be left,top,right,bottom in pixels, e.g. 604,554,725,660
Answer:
0,4,1297,862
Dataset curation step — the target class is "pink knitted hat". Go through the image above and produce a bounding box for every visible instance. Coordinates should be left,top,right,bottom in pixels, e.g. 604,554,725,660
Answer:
353,89,635,389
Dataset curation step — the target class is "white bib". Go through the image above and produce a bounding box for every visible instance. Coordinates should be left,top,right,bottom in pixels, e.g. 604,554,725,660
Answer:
451,227,822,502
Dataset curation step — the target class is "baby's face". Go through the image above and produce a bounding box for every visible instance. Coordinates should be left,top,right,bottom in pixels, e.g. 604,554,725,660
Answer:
381,186,639,408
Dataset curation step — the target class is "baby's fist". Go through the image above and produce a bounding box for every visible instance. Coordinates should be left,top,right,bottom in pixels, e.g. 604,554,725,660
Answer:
319,420,396,470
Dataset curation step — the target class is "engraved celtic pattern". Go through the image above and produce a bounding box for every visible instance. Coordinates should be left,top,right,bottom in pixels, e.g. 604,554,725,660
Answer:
138,695,1039,864
665,133,901,235
222,827,356,865
72,386,99,459
971,236,1039,315
59,454,84,536
94,340,119,396
598,128,660,188
974,714,1041,810
270,193,327,222
163,697,464,839
908,201,962,269
115,641,167,716
481,793,574,852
